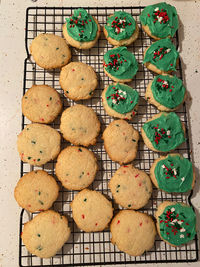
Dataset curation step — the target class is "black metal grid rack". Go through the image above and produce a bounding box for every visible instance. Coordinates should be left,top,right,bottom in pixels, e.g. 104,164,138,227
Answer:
19,6,198,266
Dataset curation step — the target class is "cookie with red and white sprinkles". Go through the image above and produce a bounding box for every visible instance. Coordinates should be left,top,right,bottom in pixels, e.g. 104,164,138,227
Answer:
71,189,113,232
156,202,196,247
17,123,61,166
21,210,71,258
14,170,59,212
22,85,62,123
109,165,152,210
110,210,156,256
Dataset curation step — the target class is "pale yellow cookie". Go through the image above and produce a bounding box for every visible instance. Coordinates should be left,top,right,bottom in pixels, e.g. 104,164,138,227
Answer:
14,170,59,212
71,189,113,232
60,105,100,147
60,62,98,101
110,210,156,256
141,24,170,41
17,123,61,166
55,146,98,190
102,120,139,164
109,165,152,209
21,210,70,258
30,33,71,69
22,85,62,123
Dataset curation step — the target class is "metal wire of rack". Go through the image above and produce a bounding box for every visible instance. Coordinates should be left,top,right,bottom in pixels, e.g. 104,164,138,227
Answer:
19,6,198,267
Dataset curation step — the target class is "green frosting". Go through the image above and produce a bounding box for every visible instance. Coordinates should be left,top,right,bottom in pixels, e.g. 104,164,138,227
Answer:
158,203,196,246
140,2,178,38
105,83,139,114
105,11,136,40
66,8,98,42
104,47,138,80
142,112,185,152
154,155,193,193
151,75,185,109
143,38,179,72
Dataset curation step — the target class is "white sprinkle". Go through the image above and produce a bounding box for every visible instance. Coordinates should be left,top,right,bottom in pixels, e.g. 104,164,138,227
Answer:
155,7,159,11
162,165,165,169
180,234,184,238
173,168,177,175
167,130,171,135
119,19,125,23
118,90,122,93
171,208,175,212
77,15,81,19
123,91,127,95
158,17,163,23
163,81,168,85
166,48,171,53
181,177,185,182
112,99,117,104
178,221,183,225
172,219,177,223
180,228,186,232
120,28,125,33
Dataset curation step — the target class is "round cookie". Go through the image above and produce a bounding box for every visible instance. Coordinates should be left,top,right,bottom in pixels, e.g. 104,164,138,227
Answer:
14,170,59,212
110,210,156,256
155,202,196,247
102,83,139,120
60,62,98,100
17,123,61,166
103,46,138,83
103,11,139,46
150,154,195,193
60,104,100,147
30,33,71,69
71,189,113,232
22,85,62,123
141,112,185,153
55,146,98,190
140,2,179,40
102,119,139,165
21,210,71,258
109,165,152,209
145,74,186,111
143,38,179,75
63,8,100,49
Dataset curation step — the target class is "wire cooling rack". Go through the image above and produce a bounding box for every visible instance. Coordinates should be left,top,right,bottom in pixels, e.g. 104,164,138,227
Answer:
19,6,198,267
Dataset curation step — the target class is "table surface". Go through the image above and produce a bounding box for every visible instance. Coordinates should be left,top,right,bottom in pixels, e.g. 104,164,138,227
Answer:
0,0,200,266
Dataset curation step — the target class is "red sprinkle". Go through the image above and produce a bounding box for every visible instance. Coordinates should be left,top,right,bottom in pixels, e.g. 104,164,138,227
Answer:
82,214,85,219
148,13,150,17
72,69,75,71
140,222,142,226
135,174,139,178
117,220,120,224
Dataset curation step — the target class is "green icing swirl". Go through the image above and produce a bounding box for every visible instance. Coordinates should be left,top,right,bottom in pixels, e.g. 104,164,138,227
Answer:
142,112,185,152
140,2,178,38
143,38,179,72
105,11,136,41
104,47,138,80
66,8,98,42
105,83,139,114
155,155,193,193
158,203,196,246
151,75,185,109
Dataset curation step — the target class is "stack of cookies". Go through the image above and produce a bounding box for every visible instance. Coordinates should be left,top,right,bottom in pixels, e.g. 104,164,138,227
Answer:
14,4,197,260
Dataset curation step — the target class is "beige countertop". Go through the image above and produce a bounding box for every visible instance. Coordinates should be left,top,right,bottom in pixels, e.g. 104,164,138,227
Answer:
0,0,200,266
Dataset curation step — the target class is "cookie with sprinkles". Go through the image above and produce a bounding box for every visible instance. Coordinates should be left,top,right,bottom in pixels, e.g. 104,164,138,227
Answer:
141,112,185,153
156,202,196,247
14,170,59,212
60,104,100,147
21,210,71,258
102,83,139,120
143,38,179,74
55,146,98,190
109,165,152,209
103,11,139,46
110,210,156,256
17,123,61,166
63,8,100,49
145,74,186,111
140,2,179,40
102,119,139,165
71,189,113,232
30,33,71,69
103,46,138,83
22,85,62,123
60,62,98,101
150,154,195,193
